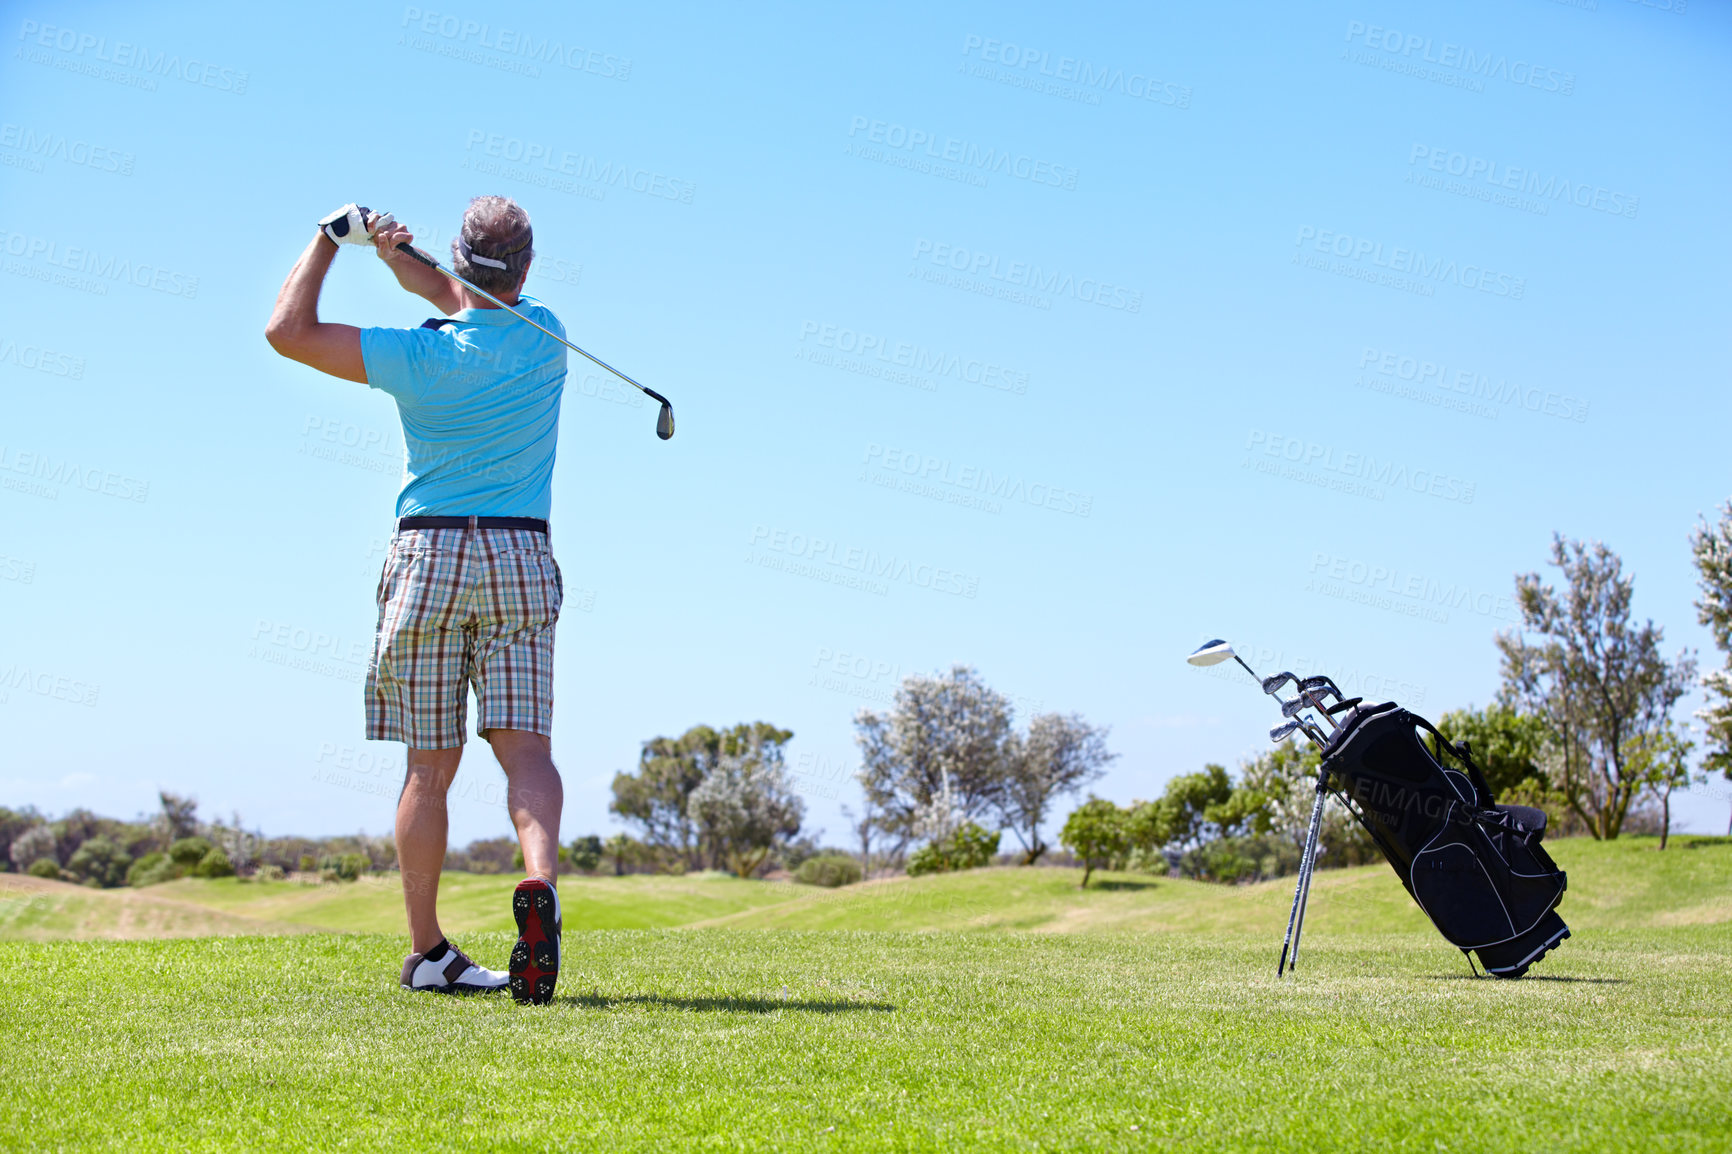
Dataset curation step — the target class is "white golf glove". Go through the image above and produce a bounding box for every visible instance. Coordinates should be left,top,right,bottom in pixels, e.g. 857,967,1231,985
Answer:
318,203,394,246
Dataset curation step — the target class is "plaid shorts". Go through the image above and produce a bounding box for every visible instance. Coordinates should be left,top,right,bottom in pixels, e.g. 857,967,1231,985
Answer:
365,525,563,748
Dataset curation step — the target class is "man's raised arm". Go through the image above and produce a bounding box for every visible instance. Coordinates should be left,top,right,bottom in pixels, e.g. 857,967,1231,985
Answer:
265,204,380,383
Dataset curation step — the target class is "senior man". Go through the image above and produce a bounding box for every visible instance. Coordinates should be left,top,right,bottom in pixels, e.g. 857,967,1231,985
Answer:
266,197,564,1005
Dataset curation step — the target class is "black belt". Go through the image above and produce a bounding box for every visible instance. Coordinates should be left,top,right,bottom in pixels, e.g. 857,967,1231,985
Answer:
397,516,548,533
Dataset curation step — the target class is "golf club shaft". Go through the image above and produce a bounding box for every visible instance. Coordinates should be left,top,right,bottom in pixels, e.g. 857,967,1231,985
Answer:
394,242,672,411
1288,768,1332,968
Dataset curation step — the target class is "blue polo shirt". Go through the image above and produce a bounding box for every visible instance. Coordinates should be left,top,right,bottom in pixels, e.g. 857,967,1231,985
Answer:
359,295,566,519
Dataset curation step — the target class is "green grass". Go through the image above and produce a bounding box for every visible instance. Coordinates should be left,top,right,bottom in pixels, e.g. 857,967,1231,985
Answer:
0,838,1727,1150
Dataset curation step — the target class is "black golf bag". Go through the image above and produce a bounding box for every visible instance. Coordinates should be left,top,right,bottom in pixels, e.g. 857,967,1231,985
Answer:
1316,701,1570,977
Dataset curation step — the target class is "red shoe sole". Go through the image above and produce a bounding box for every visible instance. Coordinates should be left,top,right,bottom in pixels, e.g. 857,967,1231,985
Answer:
509,878,559,1005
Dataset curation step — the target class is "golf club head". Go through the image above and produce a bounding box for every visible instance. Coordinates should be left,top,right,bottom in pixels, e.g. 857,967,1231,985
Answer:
1261,671,1297,696
1280,696,1313,719
655,401,675,440
1186,639,1236,667
1299,675,1343,699
1270,720,1303,743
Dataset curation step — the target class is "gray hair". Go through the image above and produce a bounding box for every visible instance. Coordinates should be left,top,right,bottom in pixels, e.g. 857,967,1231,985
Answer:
451,195,534,295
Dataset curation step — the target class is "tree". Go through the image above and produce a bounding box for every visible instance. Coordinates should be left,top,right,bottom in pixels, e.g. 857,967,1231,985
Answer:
686,740,805,879
67,836,131,888
855,665,1014,855
154,792,199,844
9,824,56,872
1623,724,1697,850
1690,501,1732,826
0,806,42,872
603,833,641,876
1497,535,1697,840
995,713,1116,864
1430,704,1551,798
612,722,793,869
1060,798,1130,889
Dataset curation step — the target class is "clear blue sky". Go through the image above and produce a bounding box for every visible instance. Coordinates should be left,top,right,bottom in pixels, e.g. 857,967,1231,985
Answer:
3,0,1728,845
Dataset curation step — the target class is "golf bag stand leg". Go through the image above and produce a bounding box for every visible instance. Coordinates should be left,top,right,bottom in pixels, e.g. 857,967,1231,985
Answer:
1277,764,1331,976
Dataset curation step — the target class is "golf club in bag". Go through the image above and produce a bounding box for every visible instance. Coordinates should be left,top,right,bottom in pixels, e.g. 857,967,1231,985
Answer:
393,241,676,441
1187,639,1570,979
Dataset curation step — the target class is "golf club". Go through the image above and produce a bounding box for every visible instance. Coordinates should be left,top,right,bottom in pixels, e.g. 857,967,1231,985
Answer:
1186,639,1264,683
1299,674,1344,701
1261,671,1299,696
393,241,676,441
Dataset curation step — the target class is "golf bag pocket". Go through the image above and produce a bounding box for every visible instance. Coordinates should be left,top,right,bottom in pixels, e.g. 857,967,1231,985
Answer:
1410,837,1515,949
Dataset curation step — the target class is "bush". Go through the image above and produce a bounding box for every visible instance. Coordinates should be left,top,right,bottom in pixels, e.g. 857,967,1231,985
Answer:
908,823,1001,877
794,853,863,888
168,837,213,867
568,835,603,874
321,853,369,881
127,852,177,887
195,848,235,878
318,868,340,883
66,835,132,888
27,857,61,880
255,864,285,882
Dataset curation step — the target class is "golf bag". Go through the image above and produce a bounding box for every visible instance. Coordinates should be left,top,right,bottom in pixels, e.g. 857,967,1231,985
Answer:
1313,701,1570,978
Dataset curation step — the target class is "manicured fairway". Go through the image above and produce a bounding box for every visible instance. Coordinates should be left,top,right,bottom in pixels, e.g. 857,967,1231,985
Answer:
0,839,1726,1150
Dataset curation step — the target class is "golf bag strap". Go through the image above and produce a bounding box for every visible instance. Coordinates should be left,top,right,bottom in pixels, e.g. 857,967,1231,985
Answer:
421,318,458,329
1409,714,1498,806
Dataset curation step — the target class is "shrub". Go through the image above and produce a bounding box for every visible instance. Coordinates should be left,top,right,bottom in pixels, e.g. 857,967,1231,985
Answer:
908,823,1002,877
127,852,177,887
255,864,285,882
794,853,863,888
27,857,61,880
318,868,340,883
196,848,235,878
66,835,132,888
168,837,213,867
299,854,316,872
1060,798,1130,888
568,835,603,874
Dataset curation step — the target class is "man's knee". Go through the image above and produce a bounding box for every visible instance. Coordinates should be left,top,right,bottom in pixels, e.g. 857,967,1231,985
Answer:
403,747,463,792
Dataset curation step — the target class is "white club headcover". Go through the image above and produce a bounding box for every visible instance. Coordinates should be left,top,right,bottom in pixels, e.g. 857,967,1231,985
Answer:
318,203,394,246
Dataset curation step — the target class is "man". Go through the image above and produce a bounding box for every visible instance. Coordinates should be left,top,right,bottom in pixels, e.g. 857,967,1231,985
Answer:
266,198,564,1005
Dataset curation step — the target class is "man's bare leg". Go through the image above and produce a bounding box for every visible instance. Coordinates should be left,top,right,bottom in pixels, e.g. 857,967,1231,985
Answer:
397,745,463,954
487,729,563,882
